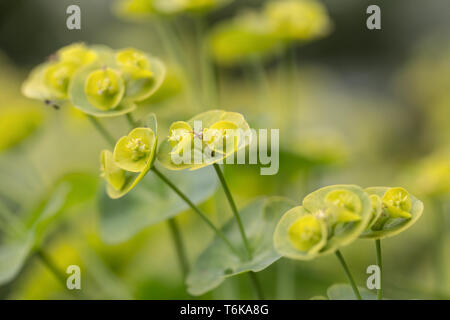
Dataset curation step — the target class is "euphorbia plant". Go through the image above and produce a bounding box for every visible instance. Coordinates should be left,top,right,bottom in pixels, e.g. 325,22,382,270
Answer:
274,185,423,300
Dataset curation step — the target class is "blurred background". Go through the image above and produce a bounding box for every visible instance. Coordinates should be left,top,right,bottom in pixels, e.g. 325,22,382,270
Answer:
0,0,449,299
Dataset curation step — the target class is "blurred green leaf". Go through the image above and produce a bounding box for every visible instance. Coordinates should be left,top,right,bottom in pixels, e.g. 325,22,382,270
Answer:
98,164,218,244
186,197,295,296
326,283,377,300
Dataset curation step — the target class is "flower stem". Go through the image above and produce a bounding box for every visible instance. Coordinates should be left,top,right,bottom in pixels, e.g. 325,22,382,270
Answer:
213,163,252,260
87,115,115,146
151,167,240,257
167,217,189,279
335,250,362,300
36,248,83,299
125,113,136,128
248,272,265,300
375,239,383,300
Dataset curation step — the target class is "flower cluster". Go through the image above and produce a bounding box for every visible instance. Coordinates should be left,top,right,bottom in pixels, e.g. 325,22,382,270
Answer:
22,44,165,117
210,0,332,65
274,185,423,260
158,110,251,170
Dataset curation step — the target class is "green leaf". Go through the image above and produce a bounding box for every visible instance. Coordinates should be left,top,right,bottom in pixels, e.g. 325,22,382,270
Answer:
186,197,296,296
360,187,424,240
0,233,34,285
98,164,218,244
326,283,377,300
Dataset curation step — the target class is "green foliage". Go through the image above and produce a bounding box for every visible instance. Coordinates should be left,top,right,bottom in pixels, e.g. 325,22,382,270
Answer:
186,197,295,295
98,165,218,244
326,283,377,300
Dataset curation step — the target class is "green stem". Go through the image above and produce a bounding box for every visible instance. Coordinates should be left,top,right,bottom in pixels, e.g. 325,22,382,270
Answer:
213,163,252,260
87,115,115,147
167,217,189,279
248,272,265,300
151,167,240,257
375,239,383,300
36,248,82,299
125,113,136,128
335,250,362,300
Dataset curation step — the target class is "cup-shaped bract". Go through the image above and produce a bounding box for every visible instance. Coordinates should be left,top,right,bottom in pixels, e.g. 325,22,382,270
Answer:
101,114,158,199
274,185,372,260
114,127,156,173
22,43,98,103
361,187,423,240
84,68,125,111
157,110,251,171
264,0,332,42
101,150,126,191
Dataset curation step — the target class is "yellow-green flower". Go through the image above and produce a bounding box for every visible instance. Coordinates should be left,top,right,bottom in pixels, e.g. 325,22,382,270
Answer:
288,214,323,251
264,0,332,41
203,120,240,154
116,48,155,101
325,189,362,223
0,106,43,152
22,43,98,102
84,68,125,111
114,127,156,172
381,187,412,219
168,121,194,156
101,150,126,190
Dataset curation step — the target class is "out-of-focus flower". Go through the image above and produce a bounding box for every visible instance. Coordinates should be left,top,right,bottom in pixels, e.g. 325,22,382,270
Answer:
114,0,231,19
325,190,362,223
209,0,332,66
0,106,43,152
288,213,326,252
265,0,331,41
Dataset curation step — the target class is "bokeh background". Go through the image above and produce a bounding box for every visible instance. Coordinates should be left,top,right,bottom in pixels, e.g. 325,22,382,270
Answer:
0,0,449,299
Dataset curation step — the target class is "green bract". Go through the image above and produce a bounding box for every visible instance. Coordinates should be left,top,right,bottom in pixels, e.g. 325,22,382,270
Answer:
158,110,251,171
274,185,372,260
264,0,332,42
101,114,158,199
22,43,98,102
361,187,423,240
23,44,165,117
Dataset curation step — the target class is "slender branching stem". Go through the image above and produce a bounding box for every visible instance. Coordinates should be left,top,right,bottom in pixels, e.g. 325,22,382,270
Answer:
375,239,383,300
87,115,115,146
151,167,240,258
167,217,189,279
213,163,252,260
335,250,362,300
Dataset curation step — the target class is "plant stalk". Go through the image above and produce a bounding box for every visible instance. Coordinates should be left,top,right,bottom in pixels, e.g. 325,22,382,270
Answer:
167,217,189,279
87,115,115,146
151,167,240,257
213,163,252,260
335,250,362,300
249,272,265,300
375,239,383,300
